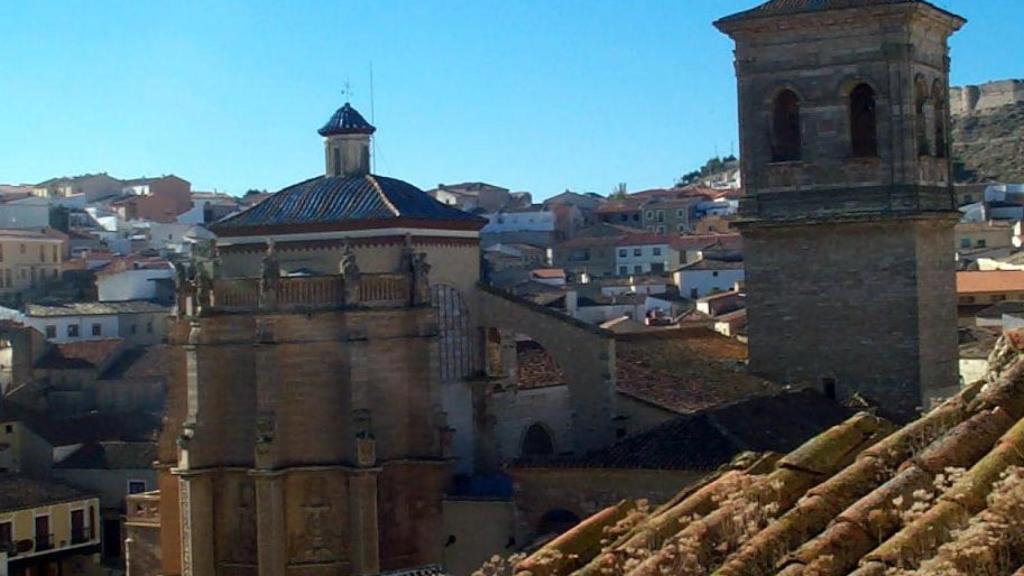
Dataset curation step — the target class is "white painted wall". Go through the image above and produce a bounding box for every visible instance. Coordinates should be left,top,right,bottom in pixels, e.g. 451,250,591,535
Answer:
97,268,173,302
615,244,676,275
482,211,555,233
676,268,746,298
23,314,120,343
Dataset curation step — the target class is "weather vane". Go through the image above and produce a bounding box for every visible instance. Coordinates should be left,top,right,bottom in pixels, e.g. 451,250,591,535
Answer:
341,80,353,102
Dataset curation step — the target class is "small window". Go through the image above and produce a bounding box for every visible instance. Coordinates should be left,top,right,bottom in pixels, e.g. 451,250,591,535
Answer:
712,271,720,277
634,265,642,274
4,424,12,434
0,244,4,262
676,209,686,218
45,325,56,338
618,249,627,258
977,239,987,248
633,248,642,257
130,324,138,335
656,210,664,223
653,247,662,256
960,238,971,249
632,214,639,222
645,211,654,220
52,246,58,262
19,244,25,254
771,89,802,162
0,521,11,548
128,480,147,494
618,266,628,275
67,325,79,338
657,226,666,234
850,83,879,158
91,323,102,336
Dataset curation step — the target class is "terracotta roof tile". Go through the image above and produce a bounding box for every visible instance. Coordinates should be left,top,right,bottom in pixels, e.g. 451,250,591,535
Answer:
957,270,1024,294
513,331,1024,576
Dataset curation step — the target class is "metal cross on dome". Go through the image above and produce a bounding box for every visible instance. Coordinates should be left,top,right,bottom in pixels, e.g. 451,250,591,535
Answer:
341,80,354,102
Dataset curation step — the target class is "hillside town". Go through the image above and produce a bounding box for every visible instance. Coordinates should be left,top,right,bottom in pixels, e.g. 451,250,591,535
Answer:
1,1,1024,576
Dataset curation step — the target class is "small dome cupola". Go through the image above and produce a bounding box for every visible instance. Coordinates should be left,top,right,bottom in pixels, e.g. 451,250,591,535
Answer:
320,102,375,178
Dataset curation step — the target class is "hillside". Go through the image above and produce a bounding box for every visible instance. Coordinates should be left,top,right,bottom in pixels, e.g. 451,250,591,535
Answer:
951,80,1024,183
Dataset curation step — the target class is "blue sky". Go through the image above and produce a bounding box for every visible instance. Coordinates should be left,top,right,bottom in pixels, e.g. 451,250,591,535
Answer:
1,0,1020,199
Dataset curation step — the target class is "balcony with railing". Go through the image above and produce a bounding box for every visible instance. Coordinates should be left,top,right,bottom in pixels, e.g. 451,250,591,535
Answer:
70,526,94,545
34,533,54,552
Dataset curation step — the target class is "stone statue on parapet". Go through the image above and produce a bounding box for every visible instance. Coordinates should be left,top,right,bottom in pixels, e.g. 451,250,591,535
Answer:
411,251,432,306
259,239,280,310
340,239,361,304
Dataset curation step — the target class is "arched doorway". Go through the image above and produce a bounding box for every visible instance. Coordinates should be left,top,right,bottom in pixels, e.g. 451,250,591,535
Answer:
521,423,555,458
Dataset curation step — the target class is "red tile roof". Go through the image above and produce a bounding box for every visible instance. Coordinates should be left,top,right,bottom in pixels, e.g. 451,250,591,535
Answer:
957,270,1024,294
513,330,1024,576
531,268,567,280
36,338,125,370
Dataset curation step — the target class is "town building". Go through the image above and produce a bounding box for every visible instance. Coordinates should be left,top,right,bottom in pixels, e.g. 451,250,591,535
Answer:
95,257,175,302
0,195,52,230
674,256,745,299
640,197,699,234
717,0,964,419
33,174,123,203
110,176,192,223
2,301,170,346
427,182,512,213
614,237,679,276
955,220,1014,251
480,208,557,247
957,270,1024,307
0,229,66,302
127,101,490,576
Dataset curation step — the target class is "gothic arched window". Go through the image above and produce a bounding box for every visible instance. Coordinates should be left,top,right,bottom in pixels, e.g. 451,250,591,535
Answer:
932,80,947,159
915,76,930,156
849,83,879,158
771,89,802,162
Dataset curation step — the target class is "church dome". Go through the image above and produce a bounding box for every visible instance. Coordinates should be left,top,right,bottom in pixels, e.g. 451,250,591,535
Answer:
318,102,376,136
211,174,485,236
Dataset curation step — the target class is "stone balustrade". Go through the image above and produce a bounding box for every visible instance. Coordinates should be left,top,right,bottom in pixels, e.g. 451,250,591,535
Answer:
206,273,411,313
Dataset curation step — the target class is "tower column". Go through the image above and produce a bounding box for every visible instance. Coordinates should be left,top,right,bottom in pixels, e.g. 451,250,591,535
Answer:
177,472,216,576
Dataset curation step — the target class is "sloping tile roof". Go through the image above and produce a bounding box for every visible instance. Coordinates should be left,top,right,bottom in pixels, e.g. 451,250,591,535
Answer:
54,441,157,470
957,270,1024,294
513,329,1024,576
0,404,162,445
318,102,376,136
716,0,961,25
518,389,851,470
100,345,168,380
26,301,170,317
614,328,782,413
210,174,486,235
0,475,94,511
35,338,125,370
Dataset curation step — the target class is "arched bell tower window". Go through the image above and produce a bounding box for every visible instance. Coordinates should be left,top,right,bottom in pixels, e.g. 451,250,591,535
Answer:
932,80,947,159
915,76,930,156
849,83,879,158
770,89,802,162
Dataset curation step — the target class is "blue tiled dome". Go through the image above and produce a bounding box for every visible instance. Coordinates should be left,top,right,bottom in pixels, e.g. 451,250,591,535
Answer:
318,103,376,137
211,174,485,235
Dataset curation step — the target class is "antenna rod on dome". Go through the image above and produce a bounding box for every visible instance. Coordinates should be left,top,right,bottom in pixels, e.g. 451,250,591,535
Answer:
370,61,376,173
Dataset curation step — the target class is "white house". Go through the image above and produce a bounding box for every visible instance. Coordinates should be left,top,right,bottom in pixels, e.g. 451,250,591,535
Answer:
614,239,680,276
0,301,171,345
674,258,745,299
95,257,174,302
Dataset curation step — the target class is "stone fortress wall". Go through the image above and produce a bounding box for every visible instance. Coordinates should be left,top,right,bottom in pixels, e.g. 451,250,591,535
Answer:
951,79,1024,115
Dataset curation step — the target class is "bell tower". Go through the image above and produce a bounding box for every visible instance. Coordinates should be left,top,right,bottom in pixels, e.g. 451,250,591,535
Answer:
319,102,375,178
715,0,966,420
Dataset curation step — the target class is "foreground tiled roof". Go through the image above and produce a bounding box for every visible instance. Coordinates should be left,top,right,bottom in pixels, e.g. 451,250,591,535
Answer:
211,174,486,235
0,475,94,511
518,389,851,470
513,330,1024,576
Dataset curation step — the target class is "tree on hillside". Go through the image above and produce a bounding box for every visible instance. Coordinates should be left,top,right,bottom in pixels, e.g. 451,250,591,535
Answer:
609,182,628,200
676,155,738,187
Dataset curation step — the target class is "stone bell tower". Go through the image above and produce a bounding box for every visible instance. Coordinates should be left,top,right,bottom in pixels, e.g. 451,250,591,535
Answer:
715,0,966,420
319,102,375,177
